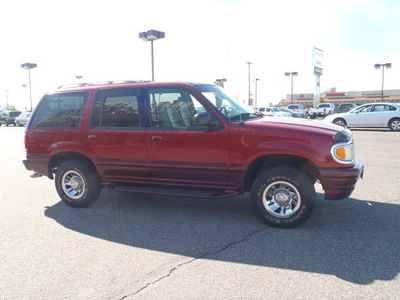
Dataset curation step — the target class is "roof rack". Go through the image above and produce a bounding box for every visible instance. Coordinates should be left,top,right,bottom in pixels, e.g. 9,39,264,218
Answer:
57,80,150,89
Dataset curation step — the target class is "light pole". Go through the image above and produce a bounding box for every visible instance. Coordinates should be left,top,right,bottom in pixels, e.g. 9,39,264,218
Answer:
139,29,165,81
285,72,298,104
6,90,9,110
76,75,82,83
246,62,253,105
254,78,259,107
374,63,391,102
21,63,37,112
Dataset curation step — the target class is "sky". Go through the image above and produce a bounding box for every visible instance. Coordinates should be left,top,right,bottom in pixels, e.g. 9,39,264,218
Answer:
0,0,399,110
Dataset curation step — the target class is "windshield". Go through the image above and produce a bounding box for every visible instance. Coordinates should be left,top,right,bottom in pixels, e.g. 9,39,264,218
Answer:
194,85,258,120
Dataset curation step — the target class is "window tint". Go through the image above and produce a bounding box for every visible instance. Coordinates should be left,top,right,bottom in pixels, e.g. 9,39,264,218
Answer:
148,88,208,129
30,92,86,128
389,105,397,111
91,88,140,128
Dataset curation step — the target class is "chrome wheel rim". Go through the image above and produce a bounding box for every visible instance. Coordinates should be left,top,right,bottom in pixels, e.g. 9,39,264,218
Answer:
391,120,400,131
262,181,301,218
62,171,85,199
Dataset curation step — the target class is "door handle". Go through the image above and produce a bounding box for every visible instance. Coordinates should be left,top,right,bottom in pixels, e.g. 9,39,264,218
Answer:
88,135,98,141
152,135,163,142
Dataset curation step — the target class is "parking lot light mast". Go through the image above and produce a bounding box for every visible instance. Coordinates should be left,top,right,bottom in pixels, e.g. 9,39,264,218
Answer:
374,63,391,102
254,78,259,107
246,62,253,106
21,63,37,112
139,29,165,81
285,72,298,104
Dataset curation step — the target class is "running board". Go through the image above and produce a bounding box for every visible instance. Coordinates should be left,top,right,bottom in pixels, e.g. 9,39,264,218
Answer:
108,185,238,199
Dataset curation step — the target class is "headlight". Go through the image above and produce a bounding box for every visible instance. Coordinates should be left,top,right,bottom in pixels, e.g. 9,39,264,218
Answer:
331,140,355,164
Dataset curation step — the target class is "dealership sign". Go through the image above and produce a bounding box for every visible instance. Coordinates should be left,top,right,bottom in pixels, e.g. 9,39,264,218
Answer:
312,47,323,75
363,91,382,95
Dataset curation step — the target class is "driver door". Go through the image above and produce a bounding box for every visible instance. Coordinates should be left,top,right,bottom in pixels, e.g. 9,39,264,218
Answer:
145,87,229,188
346,104,373,127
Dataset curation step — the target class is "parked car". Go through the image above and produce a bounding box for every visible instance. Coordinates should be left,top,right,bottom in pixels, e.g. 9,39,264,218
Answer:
15,113,31,126
256,107,292,117
23,81,363,228
280,108,306,118
287,104,308,117
335,103,357,114
0,111,22,126
324,103,400,131
309,103,335,119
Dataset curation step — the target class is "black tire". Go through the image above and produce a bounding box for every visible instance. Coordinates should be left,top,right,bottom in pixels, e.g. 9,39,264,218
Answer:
250,166,315,228
333,118,347,127
55,159,101,208
389,118,400,131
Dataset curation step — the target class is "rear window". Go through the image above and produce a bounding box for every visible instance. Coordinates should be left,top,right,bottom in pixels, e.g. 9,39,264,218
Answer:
30,92,87,128
10,112,21,117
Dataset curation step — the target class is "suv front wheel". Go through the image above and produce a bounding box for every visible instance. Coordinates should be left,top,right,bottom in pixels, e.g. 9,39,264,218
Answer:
55,159,101,207
250,166,315,228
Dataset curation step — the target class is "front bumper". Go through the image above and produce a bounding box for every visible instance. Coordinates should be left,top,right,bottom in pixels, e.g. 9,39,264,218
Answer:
319,157,364,200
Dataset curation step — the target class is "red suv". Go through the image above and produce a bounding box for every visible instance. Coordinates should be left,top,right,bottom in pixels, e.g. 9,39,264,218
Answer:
23,81,364,228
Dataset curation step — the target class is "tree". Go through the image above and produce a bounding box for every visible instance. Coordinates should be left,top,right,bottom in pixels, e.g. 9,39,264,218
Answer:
319,97,325,103
7,105,17,111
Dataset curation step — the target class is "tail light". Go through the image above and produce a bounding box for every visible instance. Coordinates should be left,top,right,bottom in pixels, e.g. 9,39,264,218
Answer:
24,135,29,152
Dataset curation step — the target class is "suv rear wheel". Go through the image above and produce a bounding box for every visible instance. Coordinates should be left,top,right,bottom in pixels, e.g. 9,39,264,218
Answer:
55,159,101,207
250,166,315,228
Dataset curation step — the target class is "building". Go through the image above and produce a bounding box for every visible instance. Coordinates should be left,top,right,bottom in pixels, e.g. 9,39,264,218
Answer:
279,89,400,107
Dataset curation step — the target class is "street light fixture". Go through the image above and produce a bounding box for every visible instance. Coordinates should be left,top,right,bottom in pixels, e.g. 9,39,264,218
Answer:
21,63,37,112
215,78,227,88
139,29,165,81
374,63,391,102
285,72,298,104
76,75,82,82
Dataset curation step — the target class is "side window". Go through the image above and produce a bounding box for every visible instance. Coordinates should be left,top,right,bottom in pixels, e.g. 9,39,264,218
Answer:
91,88,140,128
389,105,397,111
30,92,86,128
148,88,209,129
357,105,372,113
373,104,388,112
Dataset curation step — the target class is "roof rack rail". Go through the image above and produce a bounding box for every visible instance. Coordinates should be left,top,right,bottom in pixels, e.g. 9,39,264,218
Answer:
57,80,150,89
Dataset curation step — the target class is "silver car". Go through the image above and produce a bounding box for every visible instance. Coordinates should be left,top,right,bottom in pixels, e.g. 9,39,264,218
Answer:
15,113,31,127
324,103,400,131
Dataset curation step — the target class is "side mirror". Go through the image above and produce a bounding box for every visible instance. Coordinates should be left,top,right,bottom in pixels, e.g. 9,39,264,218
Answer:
193,112,211,126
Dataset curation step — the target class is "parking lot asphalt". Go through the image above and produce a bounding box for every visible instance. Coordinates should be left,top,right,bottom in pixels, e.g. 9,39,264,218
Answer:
0,126,399,299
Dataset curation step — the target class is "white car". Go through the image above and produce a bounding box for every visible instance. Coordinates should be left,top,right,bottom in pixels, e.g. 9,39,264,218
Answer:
256,107,292,117
15,113,31,126
324,103,400,131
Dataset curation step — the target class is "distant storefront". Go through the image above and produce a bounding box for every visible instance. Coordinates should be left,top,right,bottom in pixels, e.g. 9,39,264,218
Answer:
279,89,400,107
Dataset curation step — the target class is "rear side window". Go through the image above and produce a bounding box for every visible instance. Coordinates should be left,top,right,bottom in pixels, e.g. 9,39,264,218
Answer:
30,92,87,128
91,88,141,128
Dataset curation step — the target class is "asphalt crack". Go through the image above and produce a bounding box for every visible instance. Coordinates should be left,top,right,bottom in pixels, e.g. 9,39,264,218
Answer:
119,226,269,299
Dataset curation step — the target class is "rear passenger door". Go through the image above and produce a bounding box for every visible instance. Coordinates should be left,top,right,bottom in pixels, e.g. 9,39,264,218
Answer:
145,87,229,188
88,88,149,183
